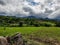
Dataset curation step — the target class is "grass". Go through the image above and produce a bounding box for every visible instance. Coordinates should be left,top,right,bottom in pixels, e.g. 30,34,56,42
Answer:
0,27,60,45
0,27,41,36
0,27,60,40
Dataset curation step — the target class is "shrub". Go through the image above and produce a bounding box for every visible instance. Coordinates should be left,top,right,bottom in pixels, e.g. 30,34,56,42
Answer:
33,23,40,27
55,22,60,27
19,22,23,27
40,23,53,27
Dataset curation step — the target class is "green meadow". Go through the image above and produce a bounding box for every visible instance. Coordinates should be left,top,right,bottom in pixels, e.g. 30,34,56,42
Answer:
0,27,60,45
0,27,60,39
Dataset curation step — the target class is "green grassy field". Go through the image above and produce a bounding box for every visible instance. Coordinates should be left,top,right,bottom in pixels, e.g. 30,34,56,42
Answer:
0,27,60,45
0,27,60,38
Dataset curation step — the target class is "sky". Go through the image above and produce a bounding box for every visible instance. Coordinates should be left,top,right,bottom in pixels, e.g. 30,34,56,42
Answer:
0,0,60,19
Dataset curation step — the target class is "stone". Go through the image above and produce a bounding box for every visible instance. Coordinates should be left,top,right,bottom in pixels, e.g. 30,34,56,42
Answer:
0,33,27,45
11,33,24,45
0,36,8,45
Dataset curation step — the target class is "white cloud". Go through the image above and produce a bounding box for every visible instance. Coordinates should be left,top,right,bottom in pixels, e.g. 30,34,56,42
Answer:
0,0,60,18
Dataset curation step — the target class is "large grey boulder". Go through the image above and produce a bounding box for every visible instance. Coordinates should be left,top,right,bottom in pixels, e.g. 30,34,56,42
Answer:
0,36,8,45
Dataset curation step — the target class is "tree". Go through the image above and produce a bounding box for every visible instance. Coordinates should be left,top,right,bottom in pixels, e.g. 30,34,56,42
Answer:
30,21,34,25
19,22,23,27
55,22,60,27
34,23,40,27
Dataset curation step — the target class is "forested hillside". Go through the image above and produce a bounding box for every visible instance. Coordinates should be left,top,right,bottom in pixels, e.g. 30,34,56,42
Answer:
0,16,60,27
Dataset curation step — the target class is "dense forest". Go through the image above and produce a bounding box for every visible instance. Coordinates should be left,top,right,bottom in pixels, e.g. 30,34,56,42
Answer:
0,16,60,27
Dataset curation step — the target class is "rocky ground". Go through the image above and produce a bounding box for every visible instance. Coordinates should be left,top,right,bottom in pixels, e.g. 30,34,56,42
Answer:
0,32,60,45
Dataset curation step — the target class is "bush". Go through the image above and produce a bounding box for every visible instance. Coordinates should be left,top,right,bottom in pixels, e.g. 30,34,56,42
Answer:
19,22,23,27
55,22,60,27
40,23,53,27
44,23,52,27
33,23,40,27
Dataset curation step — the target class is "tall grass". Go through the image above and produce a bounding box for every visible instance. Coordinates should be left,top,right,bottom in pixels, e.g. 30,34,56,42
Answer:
0,27,60,40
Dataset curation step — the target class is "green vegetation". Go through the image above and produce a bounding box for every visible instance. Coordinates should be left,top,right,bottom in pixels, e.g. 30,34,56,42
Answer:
0,16,60,27
0,16,60,45
0,27,60,40
0,27,60,45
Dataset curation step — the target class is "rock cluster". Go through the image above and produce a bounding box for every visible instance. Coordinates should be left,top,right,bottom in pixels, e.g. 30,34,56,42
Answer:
0,33,27,45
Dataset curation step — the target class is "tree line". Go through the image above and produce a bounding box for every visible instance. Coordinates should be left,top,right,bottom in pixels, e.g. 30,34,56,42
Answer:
0,16,60,27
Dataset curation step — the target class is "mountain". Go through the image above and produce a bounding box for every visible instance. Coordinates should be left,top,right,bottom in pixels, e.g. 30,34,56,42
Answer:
20,15,38,19
0,10,60,21
26,16,37,18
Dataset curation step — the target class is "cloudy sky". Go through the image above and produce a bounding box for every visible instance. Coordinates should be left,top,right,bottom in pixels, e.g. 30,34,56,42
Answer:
0,0,60,19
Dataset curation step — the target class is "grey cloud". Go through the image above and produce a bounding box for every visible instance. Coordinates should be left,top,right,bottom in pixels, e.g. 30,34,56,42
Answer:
23,7,32,12
48,9,60,19
0,0,6,5
0,0,60,18
45,8,53,13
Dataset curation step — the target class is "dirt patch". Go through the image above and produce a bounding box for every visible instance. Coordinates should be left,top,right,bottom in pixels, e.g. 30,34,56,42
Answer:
0,32,60,45
29,36,60,45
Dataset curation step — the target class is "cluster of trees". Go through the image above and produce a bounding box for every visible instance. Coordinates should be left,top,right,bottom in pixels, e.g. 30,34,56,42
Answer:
0,16,60,27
